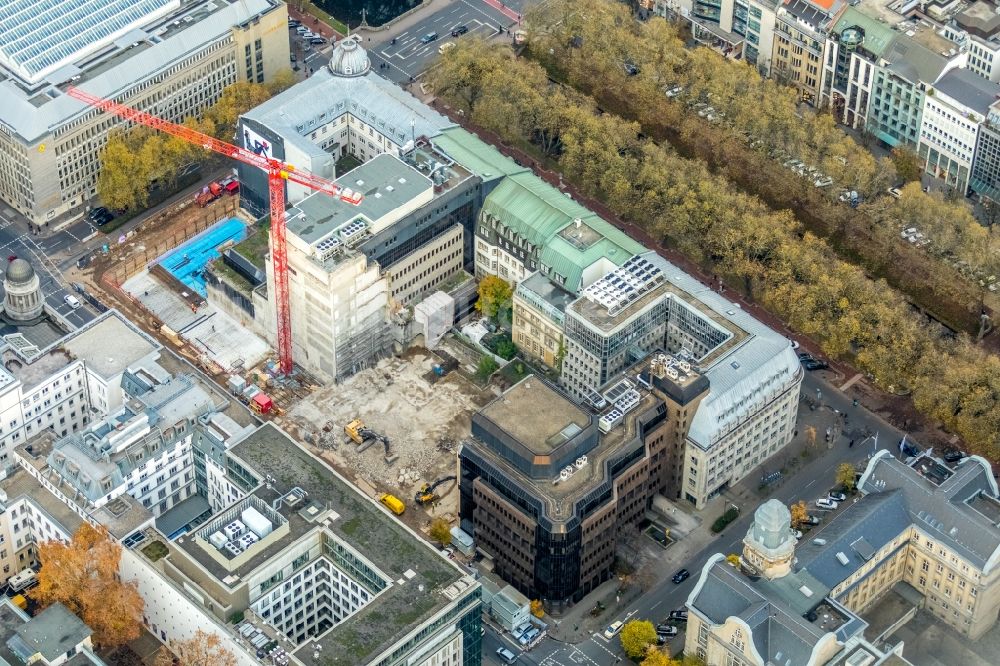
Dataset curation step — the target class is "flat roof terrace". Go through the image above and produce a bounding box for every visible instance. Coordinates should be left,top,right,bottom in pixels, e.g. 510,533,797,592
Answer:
477,379,590,456
183,424,472,666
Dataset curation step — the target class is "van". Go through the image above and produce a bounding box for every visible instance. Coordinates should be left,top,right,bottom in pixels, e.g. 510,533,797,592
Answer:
64,294,81,310
8,569,36,593
438,41,455,54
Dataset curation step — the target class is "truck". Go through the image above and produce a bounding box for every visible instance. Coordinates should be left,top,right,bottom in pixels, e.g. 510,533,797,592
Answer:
195,181,223,207
379,493,405,515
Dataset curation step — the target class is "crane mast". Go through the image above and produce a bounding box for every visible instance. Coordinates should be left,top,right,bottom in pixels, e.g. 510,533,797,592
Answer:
67,87,363,375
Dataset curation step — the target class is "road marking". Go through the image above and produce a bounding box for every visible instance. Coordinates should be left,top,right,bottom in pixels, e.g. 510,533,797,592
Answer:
625,608,638,619
589,636,620,659
396,30,409,38
651,599,662,610
839,372,864,391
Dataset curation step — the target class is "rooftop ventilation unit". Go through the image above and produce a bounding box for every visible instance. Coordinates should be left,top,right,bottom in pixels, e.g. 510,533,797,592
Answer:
209,531,228,549
599,408,624,433
835,551,850,566
223,541,244,557
224,520,247,541
339,218,368,246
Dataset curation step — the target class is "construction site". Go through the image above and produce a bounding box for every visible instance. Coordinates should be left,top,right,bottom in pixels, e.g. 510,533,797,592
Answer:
279,350,491,526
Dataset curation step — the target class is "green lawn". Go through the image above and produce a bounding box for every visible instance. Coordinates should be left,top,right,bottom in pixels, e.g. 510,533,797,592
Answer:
298,3,349,35
231,226,270,270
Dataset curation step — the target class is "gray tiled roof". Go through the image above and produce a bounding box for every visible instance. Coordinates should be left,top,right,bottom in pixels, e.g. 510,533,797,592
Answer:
243,65,453,154
793,490,912,589
883,39,949,85
933,67,1000,114
858,452,1000,571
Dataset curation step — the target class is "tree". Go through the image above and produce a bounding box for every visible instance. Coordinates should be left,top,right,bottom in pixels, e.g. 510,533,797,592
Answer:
475,275,513,320
97,131,148,211
476,355,498,380
641,648,681,666
206,81,273,140
804,425,817,448
835,462,857,492
155,630,238,666
726,553,741,567
429,517,452,545
620,620,657,659
32,523,143,648
266,68,298,95
890,146,923,183
789,500,809,528
530,599,544,618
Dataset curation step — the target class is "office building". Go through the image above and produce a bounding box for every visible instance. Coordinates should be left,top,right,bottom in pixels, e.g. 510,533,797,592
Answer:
0,0,289,228
971,99,1000,199
770,0,843,105
560,252,802,508
919,68,1000,194
512,272,577,368
943,2,1000,83
0,599,107,666
129,423,482,666
685,450,1000,665
459,376,672,607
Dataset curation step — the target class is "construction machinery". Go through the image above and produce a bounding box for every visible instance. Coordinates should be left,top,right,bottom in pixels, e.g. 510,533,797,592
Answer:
66,87,364,376
414,475,457,506
345,419,398,464
379,493,405,516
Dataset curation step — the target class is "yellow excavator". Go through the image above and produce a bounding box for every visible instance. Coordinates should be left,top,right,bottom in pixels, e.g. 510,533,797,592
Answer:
345,419,398,464
414,475,456,506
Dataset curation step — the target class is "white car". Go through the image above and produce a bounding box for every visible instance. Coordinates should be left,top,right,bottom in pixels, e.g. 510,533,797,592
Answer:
64,294,81,309
604,621,624,639
816,498,838,510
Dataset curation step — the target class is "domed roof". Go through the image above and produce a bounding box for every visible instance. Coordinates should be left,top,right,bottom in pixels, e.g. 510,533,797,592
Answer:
748,499,793,551
328,36,370,78
5,258,35,285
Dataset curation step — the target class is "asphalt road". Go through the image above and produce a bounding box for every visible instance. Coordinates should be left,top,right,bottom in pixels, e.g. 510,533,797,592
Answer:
0,208,98,329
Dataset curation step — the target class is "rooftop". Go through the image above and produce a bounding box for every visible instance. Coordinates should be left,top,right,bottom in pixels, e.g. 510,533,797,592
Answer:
466,379,664,521
243,64,453,160
0,0,178,83
858,451,1000,570
287,154,433,246
62,310,160,379
431,127,529,183
11,602,91,662
932,67,1000,114
0,0,281,142
0,465,85,537
477,379,591,457
177,424,473,666
954,1,1000,39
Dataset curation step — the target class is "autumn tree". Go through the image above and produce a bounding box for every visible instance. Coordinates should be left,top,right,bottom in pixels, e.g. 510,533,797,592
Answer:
429,517,452,545
155,630,238,666
890,146,923,183
97,131,149,211
266,68,298,95
32,523,143,648
641,648,680,666
835,462,857,492
726,553,741,567
475,275,513,320
206,81,273,141
804,426,817,448
620,620,657,659
789,500,809,528
530,599,544,618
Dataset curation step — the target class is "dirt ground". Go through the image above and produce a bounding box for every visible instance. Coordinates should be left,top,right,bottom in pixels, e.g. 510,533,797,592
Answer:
279,350,491,519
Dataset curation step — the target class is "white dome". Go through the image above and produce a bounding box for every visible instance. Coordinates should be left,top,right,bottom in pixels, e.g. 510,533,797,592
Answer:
328,36,371,78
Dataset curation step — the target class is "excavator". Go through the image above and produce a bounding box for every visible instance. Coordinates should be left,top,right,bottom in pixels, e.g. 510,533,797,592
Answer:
344,419,398,464
414,475,457,506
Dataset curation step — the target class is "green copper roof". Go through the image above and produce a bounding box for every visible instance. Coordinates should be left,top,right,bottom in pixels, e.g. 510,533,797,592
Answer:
432,127,529,182
833,7,897,59
482,172,646,292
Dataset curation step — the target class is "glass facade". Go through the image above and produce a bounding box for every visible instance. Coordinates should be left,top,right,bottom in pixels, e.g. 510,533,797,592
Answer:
868,71,924,148
0,0,176,81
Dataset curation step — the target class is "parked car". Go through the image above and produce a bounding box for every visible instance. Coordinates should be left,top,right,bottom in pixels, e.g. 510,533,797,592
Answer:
665,85,684,98
888,187,902,199
802,359,829,371
87,206,109,221
814,175,833,188
495,647,518,664
451,25,469,36
93,210,114,226
656,624,678,637
943,449,965,463
804,515,821,526
604,621,624,639
438,41,456,54
816,498,838,510
309,37,326,45
420,32,439,43
828,491,847,502
64,294,81,309
793,529,803,540
669,610,689,622
671,569,690,584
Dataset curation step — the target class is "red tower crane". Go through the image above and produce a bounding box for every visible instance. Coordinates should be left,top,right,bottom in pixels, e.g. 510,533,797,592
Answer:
66,87,364,375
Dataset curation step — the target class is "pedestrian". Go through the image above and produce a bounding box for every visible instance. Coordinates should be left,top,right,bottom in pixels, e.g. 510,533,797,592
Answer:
849,439,854,448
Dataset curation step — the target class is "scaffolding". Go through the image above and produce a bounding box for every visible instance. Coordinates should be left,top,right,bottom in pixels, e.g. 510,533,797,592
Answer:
334,312,393,382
